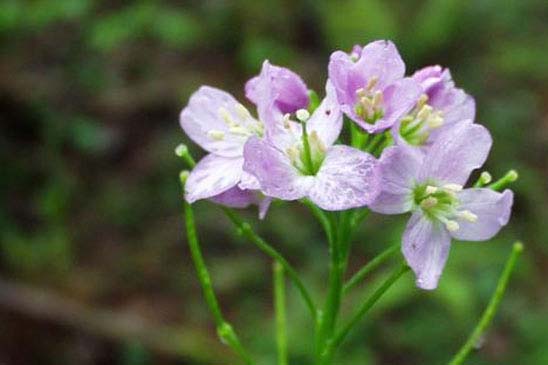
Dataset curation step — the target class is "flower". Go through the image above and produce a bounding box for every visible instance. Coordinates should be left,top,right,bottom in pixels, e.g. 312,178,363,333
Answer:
369,123,513,289
243,82,380,211
179,62,309,216
328,40,422,133
394,65,476,148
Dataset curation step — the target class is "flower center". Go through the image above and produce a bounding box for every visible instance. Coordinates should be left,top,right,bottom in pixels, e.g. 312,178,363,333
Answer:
206,104,264,141
285,109,326,176
413,183,477,232
354,77,385,124
399,94,444,146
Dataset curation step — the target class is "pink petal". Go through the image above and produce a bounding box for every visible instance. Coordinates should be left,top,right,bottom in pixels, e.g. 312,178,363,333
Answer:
243,137,313,201
419,123,492,185
306,81,343,148
403,212,451,290
180,86,258,158
369,146,423,214
308,146,379,210
451,188,514,241
357,40,405,89
185,154,243,203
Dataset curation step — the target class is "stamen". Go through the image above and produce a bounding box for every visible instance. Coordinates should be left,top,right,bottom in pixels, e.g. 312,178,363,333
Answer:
372,91,384,108
420,196,438,209
416,105,433,121
443,183,463,193
458,210,478,223
235,103,251,120
366,76,379,90
219,107,238,127
308,130,326,153
445,220,460,232
417,94,429,107
425,185,438,195
356,88,367,98
286,146,300,164
229,126,251,136
207,130,225,141
426,113,444,128
296,109,310,122
480,171,492,184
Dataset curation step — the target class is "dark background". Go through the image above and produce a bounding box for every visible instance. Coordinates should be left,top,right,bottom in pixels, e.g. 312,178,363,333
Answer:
1,1,547,364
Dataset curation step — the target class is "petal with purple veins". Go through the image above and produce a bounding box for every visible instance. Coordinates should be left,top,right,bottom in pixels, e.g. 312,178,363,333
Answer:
306,81,343,148
308,146,379,210
243,136,313,201
402,212,452,290
419,123,492,185
451,188,514,241
185,154,243,203
369,146,423,214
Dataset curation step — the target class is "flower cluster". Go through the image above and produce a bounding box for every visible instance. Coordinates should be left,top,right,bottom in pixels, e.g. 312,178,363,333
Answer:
179,40,513,290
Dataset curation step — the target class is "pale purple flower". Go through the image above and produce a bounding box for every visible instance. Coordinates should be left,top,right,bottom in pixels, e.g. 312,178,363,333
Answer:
180,62,310,217
328,40,422,133
370,123,513,289
243,82,380,211
393,65,476,148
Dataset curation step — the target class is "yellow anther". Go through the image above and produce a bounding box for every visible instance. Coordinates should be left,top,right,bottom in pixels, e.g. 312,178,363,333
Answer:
207,130,225,141
417,105,433,121
445,220,460,232
443,183,463,193
219,107,238,127
425,185,438,195
420,196,438,209
458,210,478,223
366,76,379,90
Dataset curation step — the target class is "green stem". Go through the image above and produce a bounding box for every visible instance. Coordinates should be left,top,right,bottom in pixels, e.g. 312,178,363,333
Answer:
473,171,492,188
343,244,400,294
448,242,523,365
183,197,253,364
350,123,369,149
273,262,288,365
325,262,409,358
222,208,317,319
316,213,350,364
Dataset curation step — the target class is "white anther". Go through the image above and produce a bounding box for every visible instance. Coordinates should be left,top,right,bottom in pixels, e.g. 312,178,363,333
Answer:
286,146,300,163
445,220,460,232
372,90,384,108
366,76,379,90
443,183,463,192
458,210,478,223
235,103,251,120
420,196,438,209
356,88,367,97
480,171,492,184
425,185,438,195
296,109,310,122
229,126,251,136
416,105,433,121
418,94,429,106
174,144,188,157
360,96,373,110
207,130,225,141
219,107,238,127
426,113,444,128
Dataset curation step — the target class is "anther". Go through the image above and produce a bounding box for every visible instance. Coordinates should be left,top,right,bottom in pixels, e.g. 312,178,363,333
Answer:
207,130,225,141
417,94,429,106
417,105,433,121
366,76,379,90
443,183,463,193
229,126,251,136
480,171,492,184
425,185,438,195
296,109,310,122
458,210,478,223
219,107,238,127
445,220,460,232
420,196,438,209
235,103,251,120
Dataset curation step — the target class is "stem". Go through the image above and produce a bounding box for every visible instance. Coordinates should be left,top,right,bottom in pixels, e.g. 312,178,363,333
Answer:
316,213,350,364
350,123,369,149
183,198,253,364
343,244,400,294
448,242,523,365
273,262,288,365
222,208,317,319
365,133,385,154
326,262,409,357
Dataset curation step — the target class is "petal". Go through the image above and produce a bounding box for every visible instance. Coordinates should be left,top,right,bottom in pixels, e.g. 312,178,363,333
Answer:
403,212,452,290
308,146,379,210
379,77,422,130
412,65,444,87
185,154,243,203
245,60,309,114
238,171,261,190
328,50,365,108
243,137,313,201
357,40,406,89
419,123,492,185
210,186,256,208
451,188,514,241
306,81,343,148
180,86,259,157
258,196,273,220
369,146,423,214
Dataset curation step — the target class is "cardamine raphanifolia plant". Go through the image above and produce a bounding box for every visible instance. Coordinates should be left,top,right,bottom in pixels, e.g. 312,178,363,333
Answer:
176,40,522,365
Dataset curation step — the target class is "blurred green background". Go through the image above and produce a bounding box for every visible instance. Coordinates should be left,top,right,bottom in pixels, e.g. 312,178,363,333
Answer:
1,0,547,364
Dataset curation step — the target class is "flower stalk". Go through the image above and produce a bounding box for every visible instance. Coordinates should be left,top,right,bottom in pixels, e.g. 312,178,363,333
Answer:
273,261,288,365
